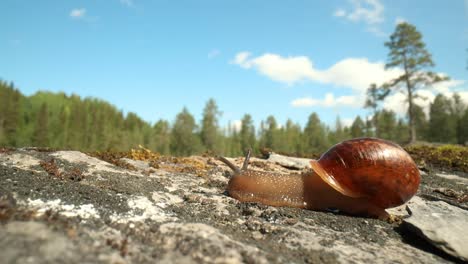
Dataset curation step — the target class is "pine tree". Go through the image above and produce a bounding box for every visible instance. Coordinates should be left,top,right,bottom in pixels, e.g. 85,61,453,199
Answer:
328,116,347,144
152,119,171,154
239,114,256,153
170,107,202,156
0,82,22,146
374,110,398,141
259,115,279,150
413,104,428,141
428,94,457,143
282,119,302,154
303,113,328,153
226,121,242,156
350,116,365,138
450,93,466,144
381,22,447,143
459,108,468,145
200,98,221,152
32,103,49,147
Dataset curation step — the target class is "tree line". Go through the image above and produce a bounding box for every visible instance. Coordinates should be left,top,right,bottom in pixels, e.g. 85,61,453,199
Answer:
1,80,467,157
1,22,467,156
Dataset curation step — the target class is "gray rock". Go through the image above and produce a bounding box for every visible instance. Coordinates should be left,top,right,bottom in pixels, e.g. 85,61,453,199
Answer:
405,198,468,262
0,149,465,263
267,153,312,170
0,221,77,264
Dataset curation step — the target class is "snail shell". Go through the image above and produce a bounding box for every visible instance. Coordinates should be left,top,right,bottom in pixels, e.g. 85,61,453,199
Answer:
218,137,421,219
310,137,420,209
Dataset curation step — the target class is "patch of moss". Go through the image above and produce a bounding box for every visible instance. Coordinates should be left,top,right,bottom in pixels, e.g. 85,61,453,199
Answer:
88,151,137,171
90,146,211,177
405,144,468,172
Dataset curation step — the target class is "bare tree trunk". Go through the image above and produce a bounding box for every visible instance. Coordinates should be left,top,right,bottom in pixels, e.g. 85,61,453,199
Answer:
406,85,416,143
403,54,417,143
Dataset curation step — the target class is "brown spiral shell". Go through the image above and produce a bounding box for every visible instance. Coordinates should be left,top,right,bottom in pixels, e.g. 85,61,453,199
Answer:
310,137,420,209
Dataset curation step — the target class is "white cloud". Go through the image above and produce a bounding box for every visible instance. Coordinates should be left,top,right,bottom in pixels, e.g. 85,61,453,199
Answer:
367,26,386,37
346,0,384,24
291,93,361,108
333,0,385,37
291,97,318,107
120,0,134,7
342,118,355,127
235,53,318,84
70,8,86,18
395,16,407,25
465,0,468,16
208,49,221,59
334,9,347,17
230,120,242,133
233,51,468,116
231,52,252,67
232,52,402,90
382,79,468,117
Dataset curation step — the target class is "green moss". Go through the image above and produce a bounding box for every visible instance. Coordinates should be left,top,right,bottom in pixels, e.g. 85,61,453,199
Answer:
405,144,468,172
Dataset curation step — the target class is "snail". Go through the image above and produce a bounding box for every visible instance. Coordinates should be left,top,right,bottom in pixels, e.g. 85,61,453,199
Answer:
217,137,420,219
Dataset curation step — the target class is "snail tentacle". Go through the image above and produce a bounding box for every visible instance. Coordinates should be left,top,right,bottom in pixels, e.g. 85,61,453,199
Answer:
222,137,420,220
242,149,251,171
217,156,240,174
217,148,252,174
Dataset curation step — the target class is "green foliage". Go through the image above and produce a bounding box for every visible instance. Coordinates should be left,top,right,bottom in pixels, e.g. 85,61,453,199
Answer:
450,93,467,144
380,22,447,142
258,115,280,150
373,110,398,142
170,107,202,156
279,119,303,154
0,81,22,146
459,108,468,145
1,80,467,157
200,98,221,152
239,114,256,154
429,94,457,143
328,116,349,145
413,104,428,141
32,103,49,147
350,116,365,138
303,113,329,153
152,120,171,154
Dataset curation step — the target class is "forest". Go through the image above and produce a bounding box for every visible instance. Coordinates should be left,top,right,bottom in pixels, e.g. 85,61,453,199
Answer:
1,80,467,157
1,23,467,156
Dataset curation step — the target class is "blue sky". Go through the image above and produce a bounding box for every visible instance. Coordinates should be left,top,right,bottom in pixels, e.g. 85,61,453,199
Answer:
2,0,468,129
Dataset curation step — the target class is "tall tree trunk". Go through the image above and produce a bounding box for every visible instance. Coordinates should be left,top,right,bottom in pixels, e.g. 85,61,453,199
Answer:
403,54,417,143
406,85,416,143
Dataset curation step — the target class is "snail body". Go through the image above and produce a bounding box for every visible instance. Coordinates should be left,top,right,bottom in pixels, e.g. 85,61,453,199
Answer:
218,138,420,219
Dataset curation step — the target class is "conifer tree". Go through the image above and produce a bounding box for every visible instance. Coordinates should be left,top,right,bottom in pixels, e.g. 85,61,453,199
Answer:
170,107,202,156
450,93,466,144
303,113,328,153
32,103,49,147
413,104,428,141
152,119,171,154
259,115,279,150
381,22,447,142
239,114,255,153
459,108,468,145
282,119,302,154
350,116,365,138
200,98,221,152
374,110,398,141
428,94,457,143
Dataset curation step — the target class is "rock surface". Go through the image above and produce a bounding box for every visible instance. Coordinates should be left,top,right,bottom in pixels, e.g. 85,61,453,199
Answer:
0,148,467,263
404,198,468,262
